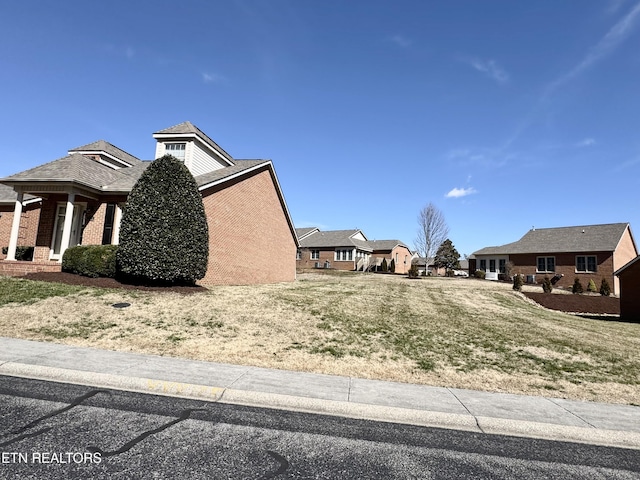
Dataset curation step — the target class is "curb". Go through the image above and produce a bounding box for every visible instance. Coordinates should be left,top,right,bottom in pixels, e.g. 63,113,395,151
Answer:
3,362,640,450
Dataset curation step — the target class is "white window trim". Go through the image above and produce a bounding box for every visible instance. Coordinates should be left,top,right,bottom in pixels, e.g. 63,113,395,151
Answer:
575,255,597,273
536,256,556,273
311,250,320,260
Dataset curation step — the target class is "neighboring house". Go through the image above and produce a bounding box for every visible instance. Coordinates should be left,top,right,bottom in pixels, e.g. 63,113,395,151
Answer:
471,223,637,295
295,228,412,274
0,121,298,285
296,229,372,271
615,256,640,321
410,257,445,276
367,240,413,274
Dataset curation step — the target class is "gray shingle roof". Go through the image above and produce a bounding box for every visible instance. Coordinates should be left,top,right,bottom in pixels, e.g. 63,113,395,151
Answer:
0,184,39,204
367,240,409,251
194,160,269,188
473,223,631,255
295,227,319,240
299,229,372,251
154,121,234,165
0,154,127,192
68,140,142,166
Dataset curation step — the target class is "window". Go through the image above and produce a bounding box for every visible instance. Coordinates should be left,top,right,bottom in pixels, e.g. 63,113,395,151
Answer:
537,256,555,273
479,259,487,271
489,259,496,272
499,259,506,274
165,143,186,161
311,250,320,260
576,255,597,272
296,250,301,260
102,203,116,245
335,249,353,261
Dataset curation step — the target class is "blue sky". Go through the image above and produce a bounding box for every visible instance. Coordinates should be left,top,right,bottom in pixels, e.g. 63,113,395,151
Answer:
1,1,639,257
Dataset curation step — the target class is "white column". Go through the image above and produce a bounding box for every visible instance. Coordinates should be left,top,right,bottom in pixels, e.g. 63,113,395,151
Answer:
6,193,24,261
112,204,123,245
58,193,75,261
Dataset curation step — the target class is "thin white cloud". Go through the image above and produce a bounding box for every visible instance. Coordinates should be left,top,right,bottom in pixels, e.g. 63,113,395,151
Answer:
202,72,224,84
614,157,640,171
125,47,135,59
576,138,596,147
467,58,510,85
446,187,477,198
546,1,640,95
389,34,412,48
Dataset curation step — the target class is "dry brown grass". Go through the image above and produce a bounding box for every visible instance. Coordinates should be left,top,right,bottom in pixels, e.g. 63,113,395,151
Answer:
1,272,639,404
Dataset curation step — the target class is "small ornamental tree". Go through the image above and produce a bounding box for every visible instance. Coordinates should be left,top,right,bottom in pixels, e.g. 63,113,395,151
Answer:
587,279,597,293
117,154,209,285
389,258,396,273
408,263,419,278
572,278,584,294
542,276,553,293
600,278,611,297
512,273,523,292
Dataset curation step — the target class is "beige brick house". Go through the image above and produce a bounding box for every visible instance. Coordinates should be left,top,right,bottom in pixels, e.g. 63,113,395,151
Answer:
295,228,412,273
470,223,637,295
0,122,298,285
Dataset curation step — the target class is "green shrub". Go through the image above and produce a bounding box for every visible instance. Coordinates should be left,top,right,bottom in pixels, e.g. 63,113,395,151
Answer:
117,155,209,285
599,278,611,297
572,278,584,294
474,270,486,279
2,246,34,261
542,276,553,293
62,245,118,278
408,263,419,279
513,273,523,292
389,258,396,273
587,279,597,293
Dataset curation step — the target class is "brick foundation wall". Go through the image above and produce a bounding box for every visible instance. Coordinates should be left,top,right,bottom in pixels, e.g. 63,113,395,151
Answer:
200,167,296,285
0,260,61,276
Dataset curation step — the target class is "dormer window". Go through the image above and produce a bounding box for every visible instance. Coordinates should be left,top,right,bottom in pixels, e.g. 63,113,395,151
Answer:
165,143,186,161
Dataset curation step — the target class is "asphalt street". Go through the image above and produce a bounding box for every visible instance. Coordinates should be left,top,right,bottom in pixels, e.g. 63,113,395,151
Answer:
1,376,639,479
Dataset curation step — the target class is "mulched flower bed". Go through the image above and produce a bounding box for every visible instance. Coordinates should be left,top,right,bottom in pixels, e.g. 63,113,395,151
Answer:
20,272,207,294
523,292,620,315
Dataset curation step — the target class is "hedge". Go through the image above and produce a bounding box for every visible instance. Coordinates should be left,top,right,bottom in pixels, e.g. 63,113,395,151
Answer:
62,245,118,278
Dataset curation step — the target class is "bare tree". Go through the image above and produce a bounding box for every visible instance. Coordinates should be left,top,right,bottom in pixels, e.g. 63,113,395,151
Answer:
414,203,449,273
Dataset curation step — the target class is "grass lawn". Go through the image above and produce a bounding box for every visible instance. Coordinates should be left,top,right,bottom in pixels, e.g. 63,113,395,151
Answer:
0,272,638,404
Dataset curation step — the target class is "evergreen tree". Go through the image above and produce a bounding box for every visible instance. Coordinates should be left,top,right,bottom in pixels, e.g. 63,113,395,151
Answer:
512,274,523,292
599,278,611,297
572,278,584,294
389,258,396,273
542,276,553,293
117,155,209,285
381,258,388,272
587,279,597,293
433,239,461,272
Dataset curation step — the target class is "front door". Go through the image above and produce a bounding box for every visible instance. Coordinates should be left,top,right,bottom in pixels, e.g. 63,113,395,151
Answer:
51,203,85,259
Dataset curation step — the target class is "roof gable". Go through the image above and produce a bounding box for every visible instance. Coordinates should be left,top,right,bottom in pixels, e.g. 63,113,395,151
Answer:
153,121,234,166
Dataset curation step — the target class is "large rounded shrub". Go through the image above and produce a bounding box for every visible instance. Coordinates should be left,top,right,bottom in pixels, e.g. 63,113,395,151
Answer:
116,155,208,285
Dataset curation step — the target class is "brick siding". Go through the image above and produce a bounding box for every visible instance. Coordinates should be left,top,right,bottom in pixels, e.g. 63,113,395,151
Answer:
618,259,640,321
200,166,296,285
0,203,41,259
509,251,616,293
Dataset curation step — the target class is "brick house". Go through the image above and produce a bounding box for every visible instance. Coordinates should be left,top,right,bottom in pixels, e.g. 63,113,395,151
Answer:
470,223,637,295
295,228,412,273
615,256,640,321
0,122,298,285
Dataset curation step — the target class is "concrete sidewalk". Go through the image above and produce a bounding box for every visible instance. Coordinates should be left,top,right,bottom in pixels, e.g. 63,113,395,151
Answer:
1,336,639,450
